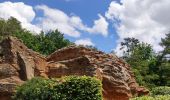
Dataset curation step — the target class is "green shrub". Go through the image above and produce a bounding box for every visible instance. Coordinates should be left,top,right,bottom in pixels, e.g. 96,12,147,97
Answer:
12,77,55,100
53,76,102,100
130,95,170,100
13,76,102,100
151,86,170,96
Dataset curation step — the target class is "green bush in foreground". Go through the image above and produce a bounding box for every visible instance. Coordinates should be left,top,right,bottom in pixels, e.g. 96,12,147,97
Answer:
13,76,102,100
12,77,55,100
151,86,170,96
130,86,170,100
130,95,170,100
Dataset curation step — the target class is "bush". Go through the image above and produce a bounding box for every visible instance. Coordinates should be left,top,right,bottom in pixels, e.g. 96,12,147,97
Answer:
130,86,170,100
151,86,170,96
12,77,55,100
130,95,170,100
13,76,102,100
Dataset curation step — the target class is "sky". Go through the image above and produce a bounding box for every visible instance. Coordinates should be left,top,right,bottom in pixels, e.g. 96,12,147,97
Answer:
0,0,169,55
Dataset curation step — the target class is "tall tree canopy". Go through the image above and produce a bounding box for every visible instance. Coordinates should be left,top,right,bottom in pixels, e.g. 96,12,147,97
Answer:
0,17,22,39
155,33,170,86
0,17,72,55
120,37,139,59
120,38,158,88
120,36,170,88
35,30,72,55
160,33,170,57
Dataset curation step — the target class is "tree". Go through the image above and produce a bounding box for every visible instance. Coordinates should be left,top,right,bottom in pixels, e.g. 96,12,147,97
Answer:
155,33,170,86
160,32,170,58
0,17,22,39
35,30,72,55
0,17,72,55
120,37,139,59
120,38,158,88
6,17,22,35
14,29,72,55
13,30,39,52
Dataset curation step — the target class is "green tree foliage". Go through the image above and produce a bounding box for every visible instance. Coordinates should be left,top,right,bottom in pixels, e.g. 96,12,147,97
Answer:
13,30,39,52
160,33,170,55
120,37,139,59
13,76,102,100
0,17,72,55
130,86,170,100
130,95,170,100
151,86,170,96
130,43,159,87
35,30,72,55
120,38,158,88
0,17,22,40
155,33,170,86
120,36,170,88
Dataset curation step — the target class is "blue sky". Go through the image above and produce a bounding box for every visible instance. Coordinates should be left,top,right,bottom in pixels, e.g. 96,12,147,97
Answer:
0,0,169,55
0,0,118,53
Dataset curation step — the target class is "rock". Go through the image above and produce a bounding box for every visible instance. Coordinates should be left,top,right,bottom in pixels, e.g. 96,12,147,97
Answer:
0,36,149,100
17,53,35,80
0,36,47,99
0,82,16,95
0,64,18,79
47,46,149,100
0,77,23,100
0,82,16,100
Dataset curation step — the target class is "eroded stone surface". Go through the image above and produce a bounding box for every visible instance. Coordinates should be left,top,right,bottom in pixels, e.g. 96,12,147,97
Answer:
47,46,149,100
0,64,18,79
0,37,47,100
0,36,149,100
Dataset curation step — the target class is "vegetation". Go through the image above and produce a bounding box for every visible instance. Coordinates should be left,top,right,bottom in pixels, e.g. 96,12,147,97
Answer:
0,17,170,99
13,76,102,100
12,77,55,100
151,86,170,96
14,30,72,55
120,38,158,88
130,86,170,100
0,17,72,55
156,33,170,86
120,34,170,88
130,95,170,100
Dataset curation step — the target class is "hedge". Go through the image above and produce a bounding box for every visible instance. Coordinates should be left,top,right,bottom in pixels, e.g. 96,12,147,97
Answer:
130,95,170,100
12,77,56,100
151,86,170,96
13,76,102,100
131,86,170,100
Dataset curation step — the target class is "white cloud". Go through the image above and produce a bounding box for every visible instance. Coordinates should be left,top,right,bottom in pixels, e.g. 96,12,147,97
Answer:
75,38,94,46
105,0,170,55
0,1,41,33
35,5,80,37
36,5,109,37
87,14,109,36
0,2,109,37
